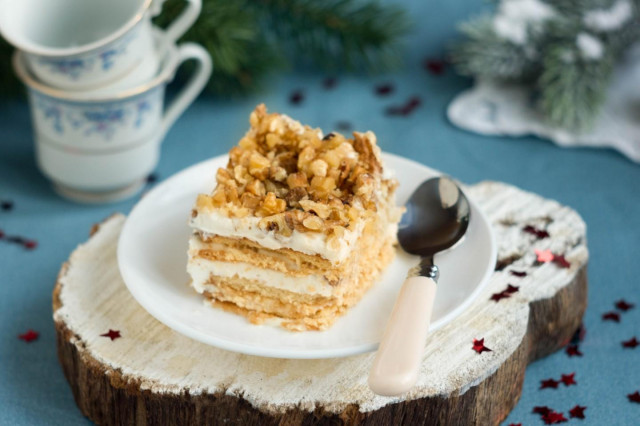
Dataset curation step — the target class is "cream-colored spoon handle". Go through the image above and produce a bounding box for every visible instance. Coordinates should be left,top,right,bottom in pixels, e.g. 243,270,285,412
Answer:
368,275,437,396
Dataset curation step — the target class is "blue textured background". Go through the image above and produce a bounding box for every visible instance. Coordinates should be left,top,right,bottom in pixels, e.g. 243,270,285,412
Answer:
0,1,638,424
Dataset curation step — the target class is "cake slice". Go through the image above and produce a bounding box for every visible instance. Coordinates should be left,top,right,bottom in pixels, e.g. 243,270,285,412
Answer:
188,104,403,331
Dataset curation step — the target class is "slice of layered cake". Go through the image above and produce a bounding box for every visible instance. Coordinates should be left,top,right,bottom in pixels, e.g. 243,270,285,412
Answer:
188,104,403,331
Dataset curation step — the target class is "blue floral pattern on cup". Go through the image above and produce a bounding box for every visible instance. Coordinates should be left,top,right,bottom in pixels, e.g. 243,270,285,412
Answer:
33,90,156,142
36,30,137,80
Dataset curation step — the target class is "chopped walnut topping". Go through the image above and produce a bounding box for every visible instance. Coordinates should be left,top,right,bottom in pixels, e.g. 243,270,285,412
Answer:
197,104,400,236
302,215,324,231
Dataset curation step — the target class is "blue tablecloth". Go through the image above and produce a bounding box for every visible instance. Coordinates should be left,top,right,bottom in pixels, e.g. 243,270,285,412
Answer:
1,1,638,424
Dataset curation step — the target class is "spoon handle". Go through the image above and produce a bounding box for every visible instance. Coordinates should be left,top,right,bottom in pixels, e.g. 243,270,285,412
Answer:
368,275,437,396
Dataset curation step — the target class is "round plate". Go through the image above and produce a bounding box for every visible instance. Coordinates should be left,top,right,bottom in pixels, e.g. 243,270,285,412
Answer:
118,153,496,359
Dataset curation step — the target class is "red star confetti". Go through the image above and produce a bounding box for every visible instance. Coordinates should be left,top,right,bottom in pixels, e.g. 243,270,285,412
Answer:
289,90,304,105
622,337,639,348
490,291,510,302
510,270,527,277
385,96,422,117
533,406,552,415
553,254,571,268
423,58,445,75
374,83,394,96
542,411,567,424
569,405,586,419
602,311,621,322
18,329,39,343
508,424,521,426
615,299,635,311
565,344,583,357
490,284,519,302
322,77,337,90
628,391,640,403
505,284,519,294
472,338,492,354
24,240,38,250
100,329,121,341
523,225,550,239
560,373,576,386
535,249,554,263
540,378,560,389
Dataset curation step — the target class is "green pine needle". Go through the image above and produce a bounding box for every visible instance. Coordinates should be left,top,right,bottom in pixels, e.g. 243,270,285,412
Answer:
451,17,539,82
537,43,613,131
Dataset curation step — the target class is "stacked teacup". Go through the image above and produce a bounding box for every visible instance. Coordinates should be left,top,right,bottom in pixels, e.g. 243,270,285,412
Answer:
0,0,212,202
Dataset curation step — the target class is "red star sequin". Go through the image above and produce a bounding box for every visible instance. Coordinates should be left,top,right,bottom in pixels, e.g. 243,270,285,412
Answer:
566,344,583,357
505,284,519,294
100,329,121,341
533,406,552,415
490,291,510,302
540,378,560,389
542,411,567,424
24,240,38,250
569,405,586,419
289,90,304,105
423,59,444,75
385,96,422,117
602,311,621,322
561,373,576,386
374,83,394,96
423,58,445,75
472,338,492,354
523,225,550,239
536,249,554,263
553,254,571,268
510,270,527,277
628,391,640,403
18,329,39,343
615,299,635,311
622,337,639,348
490,284,519,302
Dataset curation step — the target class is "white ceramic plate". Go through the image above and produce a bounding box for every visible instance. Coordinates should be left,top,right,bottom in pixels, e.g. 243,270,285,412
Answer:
118,153,496,359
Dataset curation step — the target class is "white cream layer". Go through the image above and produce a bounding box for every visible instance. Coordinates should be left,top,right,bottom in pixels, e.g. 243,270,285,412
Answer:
187,255,335,297
190,211,363,264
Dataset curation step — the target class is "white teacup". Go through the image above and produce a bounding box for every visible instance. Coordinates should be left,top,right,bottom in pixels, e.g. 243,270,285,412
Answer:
13,41,213,203
0,0,201,91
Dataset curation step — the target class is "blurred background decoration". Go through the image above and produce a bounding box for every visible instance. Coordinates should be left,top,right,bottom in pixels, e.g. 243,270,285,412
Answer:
0,0,410,98
451,0,640,131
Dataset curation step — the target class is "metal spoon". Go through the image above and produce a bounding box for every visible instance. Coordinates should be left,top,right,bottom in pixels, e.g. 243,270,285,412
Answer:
369,176,471,396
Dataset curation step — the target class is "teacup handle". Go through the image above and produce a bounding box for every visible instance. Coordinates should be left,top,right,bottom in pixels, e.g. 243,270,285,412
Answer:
151,0,202,43
162,43,212,137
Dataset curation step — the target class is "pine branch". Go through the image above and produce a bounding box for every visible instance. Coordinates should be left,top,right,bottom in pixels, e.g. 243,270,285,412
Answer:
253,0,410,71
537,42,614,130
450,17,539,82
155,0,284,95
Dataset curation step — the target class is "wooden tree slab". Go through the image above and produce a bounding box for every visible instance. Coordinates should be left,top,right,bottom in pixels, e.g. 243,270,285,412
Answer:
53,181,588,425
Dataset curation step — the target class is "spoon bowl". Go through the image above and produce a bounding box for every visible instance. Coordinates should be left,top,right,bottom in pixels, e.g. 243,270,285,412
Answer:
399,177,470,256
